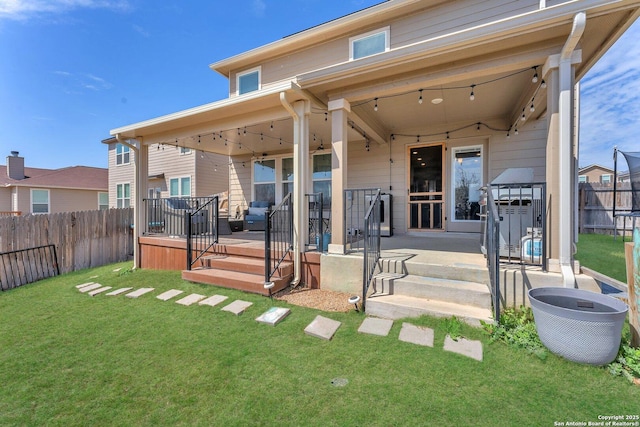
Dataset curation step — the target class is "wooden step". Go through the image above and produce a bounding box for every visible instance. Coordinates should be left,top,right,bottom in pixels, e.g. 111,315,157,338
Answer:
182,268,291,296
200,255,293,278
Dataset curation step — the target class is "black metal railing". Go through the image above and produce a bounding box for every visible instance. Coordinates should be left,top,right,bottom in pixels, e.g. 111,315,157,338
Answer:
344,188,381,252
265,193,293,291
488,182,547,270
1,244,60,291
484,189,501,323
145,196,218,238
351,189,381,312
186,196,219,270
306,193,330,252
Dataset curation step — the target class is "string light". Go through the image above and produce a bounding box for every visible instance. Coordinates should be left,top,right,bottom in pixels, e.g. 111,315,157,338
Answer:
418,89,423,104
446,131,450,140
319,140,324,150
270,121,274,131
532,66,539,84
374,97,379,111
515,127,519,135
469,84,476,101
530,100,535,113
541,79,547,89
365,140,370,152
477,122,481,131
198,135,201,144
324,112,328,121
521,108,526,121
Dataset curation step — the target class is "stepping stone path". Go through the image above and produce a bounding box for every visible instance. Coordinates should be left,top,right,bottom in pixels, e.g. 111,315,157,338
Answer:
106,287,133,296
88,286,112,297
221,300,253,315
76,282,96,289
175,294,206,306
256,307,290,326
125,288,155,298
304,315,341,340
443,335,483,362
78,283,103,293
156,289,184,301
398,322,434,347
357,317,393,337
199,295,228,307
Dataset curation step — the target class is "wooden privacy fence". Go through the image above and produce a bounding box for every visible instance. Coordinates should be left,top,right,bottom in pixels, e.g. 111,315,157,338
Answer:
0,208,133,275
579,183,634,235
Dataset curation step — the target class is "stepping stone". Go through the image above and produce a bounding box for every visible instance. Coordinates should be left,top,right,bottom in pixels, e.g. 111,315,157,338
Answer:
88,286,112,296
113,267,122,272
304,315,341,340
89,275,99,279
157,289,184,301
398,323,434,347
176,293,206,306
78,283,103,293
125,288,155,298
358,317,393,337
256,307,291,326
443,335,483,362
76,282,95,289
221,300,253,315
199,295,229,307
106,287,133,296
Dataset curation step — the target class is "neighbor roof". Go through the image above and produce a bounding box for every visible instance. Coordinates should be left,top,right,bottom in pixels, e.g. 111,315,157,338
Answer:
0,165,108,191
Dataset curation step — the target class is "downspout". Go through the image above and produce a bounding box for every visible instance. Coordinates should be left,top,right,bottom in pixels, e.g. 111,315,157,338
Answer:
559,11,586,287
279,92,302,286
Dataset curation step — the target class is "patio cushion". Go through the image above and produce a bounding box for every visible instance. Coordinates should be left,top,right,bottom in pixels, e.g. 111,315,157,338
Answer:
248,207,267,217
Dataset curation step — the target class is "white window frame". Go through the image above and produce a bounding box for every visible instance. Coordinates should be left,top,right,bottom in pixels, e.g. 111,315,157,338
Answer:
31,188,50,214
451,145,483,223
169,176,191,198
116,183,131,208
236,66,261,96
601,174,612,184
281,156,294,199
98,192,109,210
116,143,130,166
349,27,390,60
578,175,588,183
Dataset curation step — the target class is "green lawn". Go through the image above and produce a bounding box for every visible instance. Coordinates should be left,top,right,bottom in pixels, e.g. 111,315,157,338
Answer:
575,233,629,282
1,262,639,426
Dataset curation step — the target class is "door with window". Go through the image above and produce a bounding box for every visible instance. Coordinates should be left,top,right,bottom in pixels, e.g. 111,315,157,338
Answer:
408,144,444,230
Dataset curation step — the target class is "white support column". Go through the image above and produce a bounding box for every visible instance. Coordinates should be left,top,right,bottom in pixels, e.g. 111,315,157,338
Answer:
293,100,310,261
328,99,350,254
134,142,148,270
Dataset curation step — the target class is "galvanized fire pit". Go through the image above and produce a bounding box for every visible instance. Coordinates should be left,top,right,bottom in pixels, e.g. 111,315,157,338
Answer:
528,287,628,365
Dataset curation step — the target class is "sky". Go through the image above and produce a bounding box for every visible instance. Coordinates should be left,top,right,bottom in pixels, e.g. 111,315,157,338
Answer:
0,0,638,171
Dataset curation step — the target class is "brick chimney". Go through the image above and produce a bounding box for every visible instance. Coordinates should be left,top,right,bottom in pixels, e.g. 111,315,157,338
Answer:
7,151,25,180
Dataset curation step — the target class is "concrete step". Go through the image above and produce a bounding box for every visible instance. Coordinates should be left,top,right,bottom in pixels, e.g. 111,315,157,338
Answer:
200,255,293,278
380,258,489,285
376,274,492,310
182,268,291,296
365,294,494,327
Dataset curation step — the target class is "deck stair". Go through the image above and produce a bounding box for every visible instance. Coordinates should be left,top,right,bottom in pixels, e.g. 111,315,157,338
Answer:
365,253,494,326
182,242,293,296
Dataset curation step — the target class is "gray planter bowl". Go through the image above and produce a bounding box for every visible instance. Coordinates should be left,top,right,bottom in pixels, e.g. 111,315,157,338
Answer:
528,287,628,365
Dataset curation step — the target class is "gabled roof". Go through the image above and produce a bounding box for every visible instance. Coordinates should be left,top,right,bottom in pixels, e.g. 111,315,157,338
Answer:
578,164,614,174
0,165,108,191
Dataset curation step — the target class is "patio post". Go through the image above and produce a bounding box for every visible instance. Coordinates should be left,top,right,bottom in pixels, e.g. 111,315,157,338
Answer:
328,98,351,254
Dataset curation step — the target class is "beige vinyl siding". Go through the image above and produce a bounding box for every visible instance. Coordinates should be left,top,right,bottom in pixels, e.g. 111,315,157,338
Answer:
108,143,136,208
488,119,547,182
148,146,196,197
195,152,230,197
0,187,11,212
48,188,105,213
230,0,540,94
229,155,252,217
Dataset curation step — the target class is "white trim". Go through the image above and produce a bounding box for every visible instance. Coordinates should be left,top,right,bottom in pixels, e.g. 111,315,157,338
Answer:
116,182,131,208
30,188,50,214
236,66,262,96
349,26,390,61
251,157,276,203
98,192,109,210
116,143,131,166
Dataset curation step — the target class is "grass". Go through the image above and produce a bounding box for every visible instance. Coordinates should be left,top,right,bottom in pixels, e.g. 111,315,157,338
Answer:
1,262,640,426
575,233,628,282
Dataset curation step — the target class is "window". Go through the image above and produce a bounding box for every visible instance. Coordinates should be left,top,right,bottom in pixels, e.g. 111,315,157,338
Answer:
253,159,276,205
601,174,612,184
350,27,389,60
578,175,588,183
237,67,261,95
312,154,332,206
116,143,130,165
98,192,109,210
282,157,294,198
116,183,130,208
452,146,483,221
180,147,192,155
31,189,49,214
170,177,191,197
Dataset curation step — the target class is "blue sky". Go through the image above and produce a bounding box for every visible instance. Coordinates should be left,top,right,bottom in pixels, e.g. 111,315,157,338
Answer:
0,0,638,171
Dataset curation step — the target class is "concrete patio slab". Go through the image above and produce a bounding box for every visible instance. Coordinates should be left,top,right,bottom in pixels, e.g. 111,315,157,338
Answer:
176,293,207,306
304,315,341,340
78,283,103,293
125,288,155,298
88,286,112,296
256,307,291,326
75,282,95,289
443,335,483,361
398,323,434,347
106,287,133,296
156,289,184,301
358,317,393,336
221,300,253,315
199,295,229,307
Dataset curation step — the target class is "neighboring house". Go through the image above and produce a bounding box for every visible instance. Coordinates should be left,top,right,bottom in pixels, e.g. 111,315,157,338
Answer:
578,164,615,184
101,138,229,208
109,0,640,289
0,151,108,215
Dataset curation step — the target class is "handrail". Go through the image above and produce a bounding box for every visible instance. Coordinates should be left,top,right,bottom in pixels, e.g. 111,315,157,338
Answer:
485,188,501,323
265,193,293,293
187,195,219,270
361,189,381,312
306,193,330,252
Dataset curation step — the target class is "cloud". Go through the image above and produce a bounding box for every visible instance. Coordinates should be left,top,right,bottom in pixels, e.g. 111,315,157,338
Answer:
251,0,266,17
53,70,113,92
0,0,132,20
132,23,149,37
